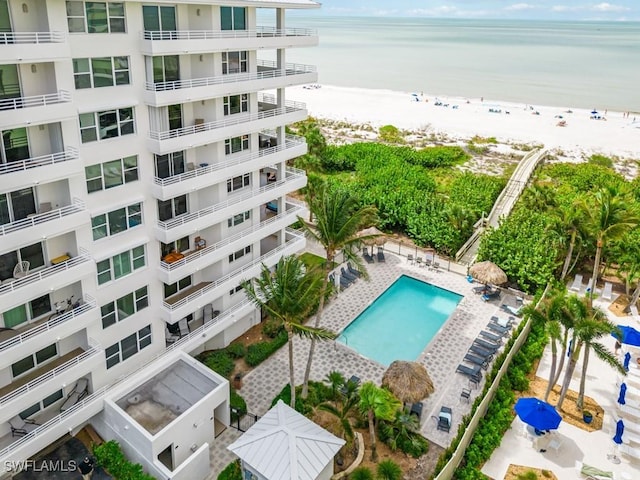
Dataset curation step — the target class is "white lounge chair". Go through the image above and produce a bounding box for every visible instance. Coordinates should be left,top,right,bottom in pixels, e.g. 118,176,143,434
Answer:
569,274,583,292
165,325,180,344
619,443,640,460
178,318,189,337
9,416,40,437
60,378,89,412
601,282,614,301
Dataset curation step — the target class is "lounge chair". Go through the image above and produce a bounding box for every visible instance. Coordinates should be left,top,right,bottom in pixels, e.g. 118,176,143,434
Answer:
416,257,423,267
479,330,504,342
425,258,432,269
464,353,490,370
9,416,40,437
473,285,488,294
486,322,510,335
469,344,494,360
341,267,358,283
473,338,500,352
460,388,472,403
60,378,89,412
339,275,352,290
407,254,414,265
456,364,483,382
377,247,385,262
490,315,513,328
433,261,440,270
436,406,452,432
347,262,362,278
481,290,501,302
362,248,374,264
500,304,523,317
602,282,614,301
569,274,583,292
178,318,190,337
340,375,361,396
410,401,423,420
165,325,180,344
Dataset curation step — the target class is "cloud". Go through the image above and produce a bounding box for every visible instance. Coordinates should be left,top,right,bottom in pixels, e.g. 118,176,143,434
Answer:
591,2,630,12
505,3,536,11
408,5,490,17
551,5,580,12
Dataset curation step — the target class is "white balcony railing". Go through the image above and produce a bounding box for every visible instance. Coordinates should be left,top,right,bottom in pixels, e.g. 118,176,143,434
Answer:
141,26,316,41
157,168,305,231
0,148,78,176
0,341,101,407
159,203,303,272
0,295,96,354
148,101,306,141
0,248,92,296
153,135,305,187
0,90,71,111
0,31,66,44
163,230,304,311
0,198,85,236
145,61,316,91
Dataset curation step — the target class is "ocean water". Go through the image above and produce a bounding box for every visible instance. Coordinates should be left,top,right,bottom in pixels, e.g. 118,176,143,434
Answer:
279,16,640,111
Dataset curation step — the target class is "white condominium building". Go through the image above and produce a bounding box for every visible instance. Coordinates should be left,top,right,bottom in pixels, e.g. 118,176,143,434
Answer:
0,0,317,476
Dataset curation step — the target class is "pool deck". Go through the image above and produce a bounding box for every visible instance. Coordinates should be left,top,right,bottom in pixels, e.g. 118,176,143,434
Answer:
207,251,523,477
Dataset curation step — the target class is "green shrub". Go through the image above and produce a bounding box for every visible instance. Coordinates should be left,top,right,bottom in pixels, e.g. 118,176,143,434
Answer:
217,460,242,480
376,459,403,480
349,466,375,480
379,124,403,143
262,319,284,338
246,330,288,366
587,154,613,169
203,350,235,378
270,383,308,414
230,389,247,421
93,441,155,480
516,471,538,480
541,470,552,478
270,381,330,414
226,343,246,359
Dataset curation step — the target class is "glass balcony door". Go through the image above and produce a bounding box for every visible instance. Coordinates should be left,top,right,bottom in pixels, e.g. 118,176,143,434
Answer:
152,55,179,84
143,5,176,32
0,64,21,106
155,151,185,179
1,127,30,164
0,187,37,225
0,0,11,37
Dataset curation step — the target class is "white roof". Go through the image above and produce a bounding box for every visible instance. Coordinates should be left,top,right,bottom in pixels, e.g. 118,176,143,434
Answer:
228,400,345,480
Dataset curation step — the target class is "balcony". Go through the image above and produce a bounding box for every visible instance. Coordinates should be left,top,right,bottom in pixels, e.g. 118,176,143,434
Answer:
147,100,307,155
160,230,304,323
139,26,318,56
143,61,317,106
0,149,80,190
0,341,102,421
0,199,88,253
0,249,93,309
0,32,69,62
151,135,307,200
0,295,98,369
0,91,75,129
158,202,304,284
155,167,306,243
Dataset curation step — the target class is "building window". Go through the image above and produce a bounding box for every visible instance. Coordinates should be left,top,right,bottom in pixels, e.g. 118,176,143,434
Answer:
79,107,135,143
101,286,148,328
224,135,249,155
0,188,36,224
164,276,192,299
229,284,243,296
228,210,250,228
19,390,64,420
222,51,248,74
96,245,146,285
85,156,138,193
220,6,246,31
66,1,126,33
157,195,187,222
154,151,185,179
229,245,251,263
223,94,248,116
160,236,190,259
12,344,57,378
226,173,250,193
1,295,51,329
0,243,45,282
91,203,142,240
73,56,130,89
105,325,152,369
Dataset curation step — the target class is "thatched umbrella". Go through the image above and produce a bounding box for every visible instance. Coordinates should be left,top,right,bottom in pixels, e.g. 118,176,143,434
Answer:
381,360,435,404
469,260,508,286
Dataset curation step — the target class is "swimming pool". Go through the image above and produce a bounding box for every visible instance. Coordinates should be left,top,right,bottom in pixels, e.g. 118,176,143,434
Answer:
337,275,462,366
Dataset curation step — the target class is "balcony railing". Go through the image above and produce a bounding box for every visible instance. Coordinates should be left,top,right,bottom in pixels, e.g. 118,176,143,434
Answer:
0,90,71,111
153,135,304,187
0,248,92,296
148,101,306,141
0,148,78,176
157,168,305,231
159,203,303,272
0,340,100,407
141,26,316,41
0,31,66,44
0,295,96,354
0,198,85,236
163,230,304,311
145,61,316,92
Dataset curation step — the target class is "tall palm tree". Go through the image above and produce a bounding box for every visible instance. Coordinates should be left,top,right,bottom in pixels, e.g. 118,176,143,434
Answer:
548,201,587,281
581,186,639,303
242,256,335,408
358,382,401,461
317,393,359,444
556,295,588,410
299,185,377,398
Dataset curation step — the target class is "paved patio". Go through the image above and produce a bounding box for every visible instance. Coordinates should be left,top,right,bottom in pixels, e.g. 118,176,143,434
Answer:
207,251,522,478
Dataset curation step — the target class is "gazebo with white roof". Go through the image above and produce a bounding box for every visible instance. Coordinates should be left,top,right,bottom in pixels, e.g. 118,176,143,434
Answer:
227,400,345,480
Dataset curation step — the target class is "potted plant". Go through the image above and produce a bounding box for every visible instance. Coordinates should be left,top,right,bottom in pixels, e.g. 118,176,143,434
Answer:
583,410,593,424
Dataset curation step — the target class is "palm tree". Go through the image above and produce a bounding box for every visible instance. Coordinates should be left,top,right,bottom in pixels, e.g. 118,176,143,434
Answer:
581,186,639,303
556,295,587,410
299,185,377,398
324,370,346,401
548,201,587,281
358,382,401,461
317,393,359,444
242,256,335,408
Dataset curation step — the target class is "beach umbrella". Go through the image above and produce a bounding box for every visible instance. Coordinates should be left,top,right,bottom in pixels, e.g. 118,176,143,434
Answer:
623,352,631,372
469,261,508,286
514,397,562,431
591,109,599,114
613,420,624,445
617,383,627,405
612,326,640,347
357,226,385,246
381,360,434,404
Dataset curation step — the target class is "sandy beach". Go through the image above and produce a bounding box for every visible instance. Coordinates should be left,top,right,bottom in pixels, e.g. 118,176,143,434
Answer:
286,85,640,160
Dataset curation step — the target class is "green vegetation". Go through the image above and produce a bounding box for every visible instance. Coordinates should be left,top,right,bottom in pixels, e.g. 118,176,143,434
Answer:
245,329,288,366
376,460,403,480
93,441,155,480
201,350,236,378
350,467,375,480
587,153,613,169
217,460,242,480
379,124,404,143
516,472,539,480
230,390,247,420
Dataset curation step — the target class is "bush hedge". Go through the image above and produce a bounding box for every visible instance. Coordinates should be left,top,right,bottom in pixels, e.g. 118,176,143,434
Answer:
230,389,247,421
93,441,155,480
270,381,331,414
246,329,288,366
217,460,242,480
202,350,235,379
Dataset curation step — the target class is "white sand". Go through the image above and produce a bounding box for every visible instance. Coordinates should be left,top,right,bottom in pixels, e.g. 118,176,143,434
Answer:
287,85,640,159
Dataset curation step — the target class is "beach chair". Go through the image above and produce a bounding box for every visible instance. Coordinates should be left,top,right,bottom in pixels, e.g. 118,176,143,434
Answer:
490,316,513,328
460,388,472,403
410,401,423,421
416,257,423,267
347,262,362,278
473,338,500,352
362,248,374,264
407,254,414,265
500,304,523,317
165,325,180,344
479,330,504,343
456,364,482,383
601,282,614,301
178,318,190,337
60,378,89,412
377,247,385,262
341,267,358,283
486,322,510,335
433,261,440,270
569,274,583,292
464,353,490,370
425,257,432,269
482,290,501,302
9,416,40,437
472,285,488,294
469,344,494,360
339,275,352,290
435,406,452,432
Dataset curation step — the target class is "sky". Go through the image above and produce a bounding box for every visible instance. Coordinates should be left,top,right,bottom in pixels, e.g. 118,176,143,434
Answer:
312,1,640,21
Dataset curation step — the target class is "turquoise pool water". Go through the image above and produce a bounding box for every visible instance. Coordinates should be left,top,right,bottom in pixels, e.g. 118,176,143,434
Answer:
337,275,462,366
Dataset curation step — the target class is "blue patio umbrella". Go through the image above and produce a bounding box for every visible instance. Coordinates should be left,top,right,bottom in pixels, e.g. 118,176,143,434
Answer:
612,325,640,347
514,397,562,431
624,352,631,372
613,419,624,444
618,383,627,405
591,109,599,114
